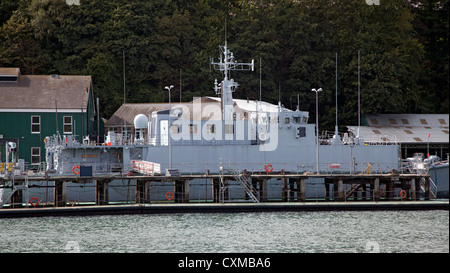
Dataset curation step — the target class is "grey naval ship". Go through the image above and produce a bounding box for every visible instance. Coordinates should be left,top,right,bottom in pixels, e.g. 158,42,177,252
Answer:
42,41,421,201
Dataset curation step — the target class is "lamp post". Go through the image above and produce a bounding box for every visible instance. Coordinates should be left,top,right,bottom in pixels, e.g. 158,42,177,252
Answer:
311,88,322,174
165,85,174,169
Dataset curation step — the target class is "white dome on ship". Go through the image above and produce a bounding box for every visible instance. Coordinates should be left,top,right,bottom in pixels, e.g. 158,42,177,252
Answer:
134,114,148,129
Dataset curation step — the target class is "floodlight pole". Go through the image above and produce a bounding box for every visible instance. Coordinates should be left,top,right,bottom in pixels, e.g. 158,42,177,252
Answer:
311,88,322,174
165,85,174,169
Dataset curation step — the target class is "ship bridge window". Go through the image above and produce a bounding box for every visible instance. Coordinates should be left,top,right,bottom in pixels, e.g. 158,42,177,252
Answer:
207,124,216,134
225,124,234,134
297,127,306,138
189,124,198,134
293,116,301,124
284,117,290,124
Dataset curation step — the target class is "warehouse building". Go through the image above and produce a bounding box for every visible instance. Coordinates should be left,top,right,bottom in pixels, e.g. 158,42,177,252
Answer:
347,114,449,160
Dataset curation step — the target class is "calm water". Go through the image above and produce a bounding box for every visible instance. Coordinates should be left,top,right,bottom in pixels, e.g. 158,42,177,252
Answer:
0,211,448,253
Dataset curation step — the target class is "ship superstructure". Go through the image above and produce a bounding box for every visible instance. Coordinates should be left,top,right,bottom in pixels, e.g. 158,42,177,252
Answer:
44,41,401,177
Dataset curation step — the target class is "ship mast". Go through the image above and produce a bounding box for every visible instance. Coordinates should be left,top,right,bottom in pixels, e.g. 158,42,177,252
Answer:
211,41,254,121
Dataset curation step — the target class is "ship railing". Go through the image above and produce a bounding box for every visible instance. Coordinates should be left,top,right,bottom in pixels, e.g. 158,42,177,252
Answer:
2,160,403,178
0,161,48,177
3,158,401,178
84,133,258,147
153,161,402,176
400,158,438,199
359,134,399,145
318,131,398,146
65,131,399,147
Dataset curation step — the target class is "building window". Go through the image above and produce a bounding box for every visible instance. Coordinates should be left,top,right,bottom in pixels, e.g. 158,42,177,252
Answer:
206,124,216,134
63,116,72,134
31,116,40,134
31,147,40,164
122,126,132,140
225,124,234,134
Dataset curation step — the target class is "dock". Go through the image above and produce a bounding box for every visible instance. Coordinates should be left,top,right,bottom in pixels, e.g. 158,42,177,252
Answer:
1,171,447,218
0,201,448,218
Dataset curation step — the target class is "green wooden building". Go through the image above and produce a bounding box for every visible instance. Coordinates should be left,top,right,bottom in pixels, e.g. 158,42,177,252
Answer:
0,67,101,167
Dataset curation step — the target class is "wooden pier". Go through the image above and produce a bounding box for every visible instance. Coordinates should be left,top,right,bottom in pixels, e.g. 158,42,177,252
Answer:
0,200,448,218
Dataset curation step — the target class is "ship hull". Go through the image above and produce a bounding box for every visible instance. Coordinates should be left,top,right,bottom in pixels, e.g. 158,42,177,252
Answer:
56,142,400,175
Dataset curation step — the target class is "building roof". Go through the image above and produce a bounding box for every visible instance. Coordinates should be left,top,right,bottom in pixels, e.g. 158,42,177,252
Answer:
0,67,20,77
348,114,449,144
106,100,224,127
107,103,177,126
105,97,285,127
0,74,92,110
363,114,449,128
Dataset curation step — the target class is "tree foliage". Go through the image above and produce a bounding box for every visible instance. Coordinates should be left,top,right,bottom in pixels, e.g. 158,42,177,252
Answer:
0,0,447,131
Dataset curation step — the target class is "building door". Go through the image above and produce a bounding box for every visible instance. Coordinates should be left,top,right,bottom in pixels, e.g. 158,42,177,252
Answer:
160,120,168,146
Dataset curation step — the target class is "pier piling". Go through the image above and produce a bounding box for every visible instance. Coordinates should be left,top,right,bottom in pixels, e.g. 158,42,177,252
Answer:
281,177,288,202
424,178,431,201
174,180,190,203
374,178,380,201
10,188,22,209
136,180,151,204
299,179,306,202
337,179,344,201
54,181,67,207
0,172,436,209
212,178,219,203
95,180,109,205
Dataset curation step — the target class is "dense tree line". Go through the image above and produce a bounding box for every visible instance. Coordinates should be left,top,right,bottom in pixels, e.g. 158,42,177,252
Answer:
0,0,448,131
